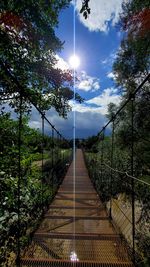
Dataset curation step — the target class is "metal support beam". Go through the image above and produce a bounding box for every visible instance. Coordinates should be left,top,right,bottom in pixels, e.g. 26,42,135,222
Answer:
100,128,105,184
16,91,23,267
52,126,54,186
41,113,45,209
131,96,135,265
110,119,115,219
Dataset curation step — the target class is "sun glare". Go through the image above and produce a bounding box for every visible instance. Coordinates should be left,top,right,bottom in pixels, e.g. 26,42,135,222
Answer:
69,55,80,69
70,251,79,261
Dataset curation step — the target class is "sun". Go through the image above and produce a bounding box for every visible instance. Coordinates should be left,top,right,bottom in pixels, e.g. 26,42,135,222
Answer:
69,55,80,69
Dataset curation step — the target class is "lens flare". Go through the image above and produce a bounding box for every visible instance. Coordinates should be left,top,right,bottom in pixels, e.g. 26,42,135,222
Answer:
70,251,79,261
69,55,80,69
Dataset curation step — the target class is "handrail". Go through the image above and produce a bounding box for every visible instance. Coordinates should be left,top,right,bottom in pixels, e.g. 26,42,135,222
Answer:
103,162,150,187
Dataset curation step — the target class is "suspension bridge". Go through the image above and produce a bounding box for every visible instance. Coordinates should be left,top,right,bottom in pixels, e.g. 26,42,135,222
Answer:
1,74,149,267
21,149,133,267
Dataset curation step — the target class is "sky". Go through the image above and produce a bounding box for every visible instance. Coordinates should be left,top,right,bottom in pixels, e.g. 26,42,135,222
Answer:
31,0,125,139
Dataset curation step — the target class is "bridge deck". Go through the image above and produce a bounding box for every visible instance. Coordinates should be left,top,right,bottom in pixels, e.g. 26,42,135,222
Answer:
21,149,133,266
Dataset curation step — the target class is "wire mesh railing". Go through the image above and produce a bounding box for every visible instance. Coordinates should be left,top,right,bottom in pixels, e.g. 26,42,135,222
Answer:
84,73,150,266
0,93,72,266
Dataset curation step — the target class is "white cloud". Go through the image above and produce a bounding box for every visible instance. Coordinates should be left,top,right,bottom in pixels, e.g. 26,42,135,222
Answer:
107,72,116,80
24,84,121,138
54,58,101,92
101,59,108,65
101,52,117,66
28,105,106,138
29,120,41,129
75,0,124,32
28,87,120,138
55,55,69,71
68,100,106,115
77,71,100,92
86,87,121,113
54,58,101,93
48,108,107,138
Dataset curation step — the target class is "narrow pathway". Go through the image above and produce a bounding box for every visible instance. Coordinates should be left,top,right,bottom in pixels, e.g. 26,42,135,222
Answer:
21,149,133,266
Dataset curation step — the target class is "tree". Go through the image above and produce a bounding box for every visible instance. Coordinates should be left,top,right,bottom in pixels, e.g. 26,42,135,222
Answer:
84,135,99,152
111,0,150,171
106,103,118,120
0,0,83,117
120,0,150,38
113,0,150,93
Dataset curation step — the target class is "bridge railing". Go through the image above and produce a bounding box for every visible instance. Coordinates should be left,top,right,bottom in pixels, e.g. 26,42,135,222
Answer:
0,93,72,266
84,73,150,266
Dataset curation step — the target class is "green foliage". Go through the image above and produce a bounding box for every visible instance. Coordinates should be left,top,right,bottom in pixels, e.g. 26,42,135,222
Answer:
106,103,118,120
83,135,99,152
113,0,150,92
85,134,150,261
0,111,72,266
83,0,150,263
0,0,83,117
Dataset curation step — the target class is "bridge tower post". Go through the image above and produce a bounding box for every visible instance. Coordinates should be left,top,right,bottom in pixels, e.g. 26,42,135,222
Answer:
100,128,105,187
41,112,45,211
51,126,54,187
16,90,23,267
131,94,135,265
110,118,115,219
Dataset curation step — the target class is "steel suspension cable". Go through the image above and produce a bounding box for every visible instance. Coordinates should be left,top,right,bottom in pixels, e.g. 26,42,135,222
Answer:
99,73,150,136
103,162,150,186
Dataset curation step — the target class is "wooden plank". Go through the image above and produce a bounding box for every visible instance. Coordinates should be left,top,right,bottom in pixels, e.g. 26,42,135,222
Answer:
44,215,108,220
21,258,134,267
34,232,121,241
49,205,104,210
21,149,134,266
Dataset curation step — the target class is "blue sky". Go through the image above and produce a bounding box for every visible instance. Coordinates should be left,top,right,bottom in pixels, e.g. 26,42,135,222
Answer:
30,0,125,139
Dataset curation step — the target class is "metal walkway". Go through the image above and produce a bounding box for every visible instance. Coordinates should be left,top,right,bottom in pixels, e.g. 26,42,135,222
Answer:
21,149,133,267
